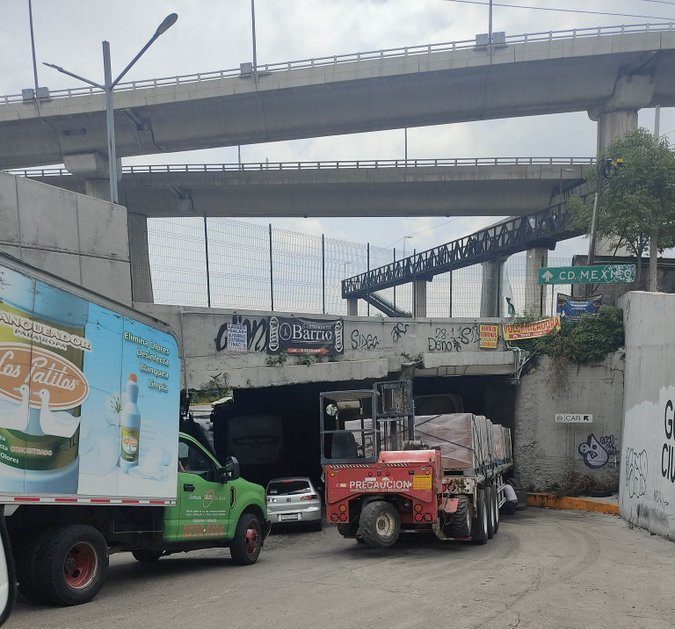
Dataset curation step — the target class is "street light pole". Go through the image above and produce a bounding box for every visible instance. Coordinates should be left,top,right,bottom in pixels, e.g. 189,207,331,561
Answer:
44,13,178,204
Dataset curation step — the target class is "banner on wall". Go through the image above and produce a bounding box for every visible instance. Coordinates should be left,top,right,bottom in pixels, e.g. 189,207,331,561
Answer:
268,316,344,355
503,316,561,341
556,293,603,319
479,324,499,349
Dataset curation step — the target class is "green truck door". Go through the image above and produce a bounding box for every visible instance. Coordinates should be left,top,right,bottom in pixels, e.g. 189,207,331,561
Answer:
164,437,232,542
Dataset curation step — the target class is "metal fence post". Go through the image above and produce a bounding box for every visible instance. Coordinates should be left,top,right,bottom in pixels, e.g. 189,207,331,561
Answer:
367,242,370,316
393,248,397,307
269,223,274,311
321,234,326,314
203,212,211,307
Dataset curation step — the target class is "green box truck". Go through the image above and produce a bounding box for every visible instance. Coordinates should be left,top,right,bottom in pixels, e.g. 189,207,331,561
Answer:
0,252,270,607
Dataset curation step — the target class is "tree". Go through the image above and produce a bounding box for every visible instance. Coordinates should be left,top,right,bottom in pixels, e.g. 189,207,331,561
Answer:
571,128,675,291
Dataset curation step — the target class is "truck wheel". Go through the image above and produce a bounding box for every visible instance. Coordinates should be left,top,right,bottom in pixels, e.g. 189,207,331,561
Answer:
16,530,52,604
486,486,496,539
446,496,471,538
132,549,163,563
358,501,400,548
471,491,489,545
337,521,359,539
35,525,108,606
229,513,262,565
493,487,500,534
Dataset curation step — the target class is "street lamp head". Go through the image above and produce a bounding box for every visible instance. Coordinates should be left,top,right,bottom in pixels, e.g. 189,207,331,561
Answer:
155,13,178,37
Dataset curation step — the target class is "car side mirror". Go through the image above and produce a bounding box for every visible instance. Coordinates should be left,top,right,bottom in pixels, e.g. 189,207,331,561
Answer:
220,456,240,483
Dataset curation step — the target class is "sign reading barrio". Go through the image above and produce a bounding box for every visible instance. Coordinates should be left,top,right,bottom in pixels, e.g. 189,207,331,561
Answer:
502,316,561,341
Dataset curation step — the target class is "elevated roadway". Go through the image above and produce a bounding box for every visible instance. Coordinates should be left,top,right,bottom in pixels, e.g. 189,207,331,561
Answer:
1,23,674,169
11,157,590,217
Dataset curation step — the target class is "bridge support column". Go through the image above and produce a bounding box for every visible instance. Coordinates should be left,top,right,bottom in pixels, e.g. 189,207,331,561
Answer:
347,298,359,316
128,213,155,303
524,248,548,316
413,280,428,318
480,260,504,317
596,109,638,156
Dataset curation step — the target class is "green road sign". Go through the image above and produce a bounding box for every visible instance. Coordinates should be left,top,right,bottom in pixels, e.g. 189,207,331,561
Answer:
539,264,636,285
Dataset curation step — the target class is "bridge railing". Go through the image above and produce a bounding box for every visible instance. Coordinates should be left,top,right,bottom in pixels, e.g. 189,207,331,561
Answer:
1,22,672,104
7,156,595,178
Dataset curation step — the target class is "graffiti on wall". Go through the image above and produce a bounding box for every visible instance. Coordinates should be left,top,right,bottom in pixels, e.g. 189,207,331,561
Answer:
578,433,620,469
215,315,269,353
350,330,381,350
625,447,649,498
663,399,675,483
391,323,409,343
427,326,479,352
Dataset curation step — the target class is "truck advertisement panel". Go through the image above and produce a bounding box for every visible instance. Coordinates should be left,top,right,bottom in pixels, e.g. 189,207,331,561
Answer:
0,262,180,500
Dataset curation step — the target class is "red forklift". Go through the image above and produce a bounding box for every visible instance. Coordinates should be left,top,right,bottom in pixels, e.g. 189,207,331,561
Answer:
321,380,512,548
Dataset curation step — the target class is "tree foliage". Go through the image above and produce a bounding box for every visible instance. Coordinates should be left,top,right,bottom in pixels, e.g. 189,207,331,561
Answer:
570,128,675,285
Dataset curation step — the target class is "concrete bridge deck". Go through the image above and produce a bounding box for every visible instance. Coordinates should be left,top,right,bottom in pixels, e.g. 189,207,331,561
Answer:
1,23,674,169
10,157,590,217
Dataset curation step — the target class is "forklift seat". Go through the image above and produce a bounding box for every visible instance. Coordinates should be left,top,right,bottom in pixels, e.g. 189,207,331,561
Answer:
331,432,359,459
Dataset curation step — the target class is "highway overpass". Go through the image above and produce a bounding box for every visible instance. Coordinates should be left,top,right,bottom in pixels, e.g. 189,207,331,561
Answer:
11,157,590,217
1,23,674,170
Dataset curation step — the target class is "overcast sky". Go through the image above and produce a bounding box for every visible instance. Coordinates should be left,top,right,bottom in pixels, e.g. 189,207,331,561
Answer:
2,0,674,259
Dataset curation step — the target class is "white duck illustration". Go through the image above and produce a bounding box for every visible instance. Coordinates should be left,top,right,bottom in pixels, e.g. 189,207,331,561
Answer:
0,384,30,431
38,389,80,439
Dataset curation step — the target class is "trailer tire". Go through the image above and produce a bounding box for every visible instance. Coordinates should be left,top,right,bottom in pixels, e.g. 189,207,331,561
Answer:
35,525,108,606
358,501,400,548
446,496,471,538
493,486,500,534
471,491,489,545
229,513,262,565
486,486,496,539
132,549,163,563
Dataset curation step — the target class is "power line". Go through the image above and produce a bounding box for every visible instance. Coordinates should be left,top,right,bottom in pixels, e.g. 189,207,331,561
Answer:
637,1,675,7
384,217,465,249
441,0,675,21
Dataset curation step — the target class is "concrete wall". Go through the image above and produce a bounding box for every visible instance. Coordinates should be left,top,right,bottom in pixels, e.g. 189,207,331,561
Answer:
514,353,625,491
0,172,131,304
619,292,675,541
135,304,516,390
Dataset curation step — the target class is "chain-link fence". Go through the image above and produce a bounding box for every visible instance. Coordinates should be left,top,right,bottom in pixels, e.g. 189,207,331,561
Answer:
147,217,570,317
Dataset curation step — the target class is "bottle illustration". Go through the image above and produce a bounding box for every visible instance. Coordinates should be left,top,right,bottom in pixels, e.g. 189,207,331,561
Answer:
119,373,141,473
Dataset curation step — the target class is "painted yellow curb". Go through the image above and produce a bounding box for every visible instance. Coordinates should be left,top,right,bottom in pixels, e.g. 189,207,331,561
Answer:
527,492,620,515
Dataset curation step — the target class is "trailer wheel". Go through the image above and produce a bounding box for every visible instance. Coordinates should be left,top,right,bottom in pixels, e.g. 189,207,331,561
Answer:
35,525,108,606
446,496,471,538
132,549,163,563
471,491,489,545
493,487,500,534
358,501,400,548
229,512,262,565
486,486,496,539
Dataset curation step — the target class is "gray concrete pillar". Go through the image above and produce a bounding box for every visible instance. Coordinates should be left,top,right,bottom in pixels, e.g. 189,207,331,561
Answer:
128,213,154,303
524,248,548,316
480,260,504,317
347,298,359,316
413,280,427,318
84,178,111,200
596,109,638,156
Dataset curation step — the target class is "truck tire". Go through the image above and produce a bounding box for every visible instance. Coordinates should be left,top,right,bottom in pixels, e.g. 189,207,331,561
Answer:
493,486,500,534
34,525,109,606
229,512,262,565
486,486,496,539
471,490,489,545
358,501,400,548
16,530,52,604
446,496,471,538
132,549,163,563
337,521,359,539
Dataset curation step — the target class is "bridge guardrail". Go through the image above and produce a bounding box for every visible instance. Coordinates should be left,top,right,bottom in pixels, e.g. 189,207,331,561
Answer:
1,22,672,104
6,157,595,178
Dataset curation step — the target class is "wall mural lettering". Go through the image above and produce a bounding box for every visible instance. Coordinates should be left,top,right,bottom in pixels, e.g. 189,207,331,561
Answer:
663,399,675,483
625,447,649,498
215,315,269,353
350,330,380,350
427,325,479,352
391,323,409,343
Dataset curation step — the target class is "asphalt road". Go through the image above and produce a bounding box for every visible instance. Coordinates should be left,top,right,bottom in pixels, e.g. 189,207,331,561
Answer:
8,509,675,629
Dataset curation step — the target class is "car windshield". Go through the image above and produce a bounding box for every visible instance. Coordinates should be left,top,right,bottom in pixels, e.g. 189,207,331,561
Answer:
267,480,310,495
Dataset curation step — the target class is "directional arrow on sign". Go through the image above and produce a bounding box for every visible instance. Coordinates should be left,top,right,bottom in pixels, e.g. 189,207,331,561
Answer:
541,270,554,282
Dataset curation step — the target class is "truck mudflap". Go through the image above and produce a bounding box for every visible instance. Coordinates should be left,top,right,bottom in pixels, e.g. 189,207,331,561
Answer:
263,519,272,540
